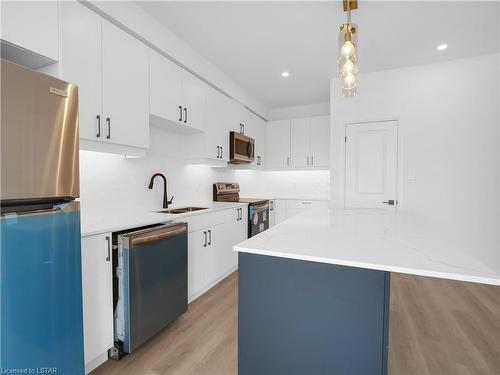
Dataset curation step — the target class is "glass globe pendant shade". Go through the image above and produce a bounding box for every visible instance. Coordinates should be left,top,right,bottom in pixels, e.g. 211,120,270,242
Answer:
338,23,358,97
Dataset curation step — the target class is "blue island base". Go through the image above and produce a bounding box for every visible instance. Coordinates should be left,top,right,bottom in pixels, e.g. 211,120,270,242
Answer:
238,252,390,375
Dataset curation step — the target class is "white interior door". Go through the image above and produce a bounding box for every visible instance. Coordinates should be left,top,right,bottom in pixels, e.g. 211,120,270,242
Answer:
345,121,399,209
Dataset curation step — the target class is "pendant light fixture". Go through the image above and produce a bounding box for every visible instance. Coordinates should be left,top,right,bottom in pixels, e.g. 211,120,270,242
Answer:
338,0,358,97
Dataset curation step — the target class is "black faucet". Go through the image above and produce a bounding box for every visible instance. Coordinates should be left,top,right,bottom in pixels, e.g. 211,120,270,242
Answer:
148,173,174,209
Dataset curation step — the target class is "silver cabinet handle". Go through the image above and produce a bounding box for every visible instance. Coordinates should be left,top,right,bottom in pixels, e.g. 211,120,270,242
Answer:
184,107,187,123
105,236,111,261
301,201,312,205
203,231,207,247
286,156,290,167
237,208,240,221
208,230,212,246
96,115,101,138
307,156,310,166
311,156,314,166
106,117,111,139
220,146,223,159
179,106,183,122
217,146,220,158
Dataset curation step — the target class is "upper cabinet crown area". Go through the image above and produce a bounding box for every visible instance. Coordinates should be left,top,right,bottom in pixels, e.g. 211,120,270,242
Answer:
2,1,329,169
266,116,330,169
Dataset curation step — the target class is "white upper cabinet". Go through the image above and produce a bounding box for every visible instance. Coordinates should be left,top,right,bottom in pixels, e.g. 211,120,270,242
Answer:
101,19,149,149
1,1,59,66
61,2,149,152
266,120,291,169
309,116,330,168
180,70,206,131
204,86,232,161
290,118,310,168
149,49,182,125
61,1,102,142
244,110,266,168
149,49,206,132
266,116,330,170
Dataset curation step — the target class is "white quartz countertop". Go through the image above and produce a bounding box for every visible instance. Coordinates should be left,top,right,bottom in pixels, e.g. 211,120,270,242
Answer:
234,208,500,286
81,202,247,237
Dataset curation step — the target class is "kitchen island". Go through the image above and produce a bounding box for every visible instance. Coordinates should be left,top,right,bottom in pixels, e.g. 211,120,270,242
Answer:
234,208,500,375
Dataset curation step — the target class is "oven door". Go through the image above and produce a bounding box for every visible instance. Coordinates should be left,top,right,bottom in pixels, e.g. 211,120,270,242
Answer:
229,131,255,164
248,202,270,237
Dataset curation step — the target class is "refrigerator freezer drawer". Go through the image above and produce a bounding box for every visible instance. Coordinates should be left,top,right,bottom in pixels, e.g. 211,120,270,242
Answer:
1,59,79,204
0,201,84,373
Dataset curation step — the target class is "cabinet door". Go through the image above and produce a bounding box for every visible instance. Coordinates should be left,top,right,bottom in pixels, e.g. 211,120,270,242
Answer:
81,234,113,371
102,19,149,149
290,118,311,168
204,225,226,286
274,199,287,224
246,112,266,168
149,49,182,124
205,86,231,161
61,1,102,142
266,120,291,168
310,116,330,167
188,229,207,298
181,70,206,131
1,1,58,61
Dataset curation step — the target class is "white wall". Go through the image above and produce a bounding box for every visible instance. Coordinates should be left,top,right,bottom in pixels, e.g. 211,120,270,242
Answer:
268,102,330,121
330,54,500,271
79,126,329,217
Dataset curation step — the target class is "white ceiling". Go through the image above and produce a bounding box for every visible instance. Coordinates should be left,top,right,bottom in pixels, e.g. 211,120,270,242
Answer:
137,1,500,109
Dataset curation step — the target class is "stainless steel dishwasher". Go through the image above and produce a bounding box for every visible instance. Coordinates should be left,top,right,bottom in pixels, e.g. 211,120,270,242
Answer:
110,222,188,359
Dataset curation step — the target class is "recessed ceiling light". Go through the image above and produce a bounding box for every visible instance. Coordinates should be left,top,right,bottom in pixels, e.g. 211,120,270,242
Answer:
281,71,290,77
437,44,448,51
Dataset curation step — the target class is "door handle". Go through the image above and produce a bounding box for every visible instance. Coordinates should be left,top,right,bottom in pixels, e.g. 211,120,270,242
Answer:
106,117,111,139
382,200,397,205
96,115,101,138
184,108,187,123
220,146,223,159
237,208,240,221
208,230,212,246
179,106,183,122
203,231,207,247
105,236,111,261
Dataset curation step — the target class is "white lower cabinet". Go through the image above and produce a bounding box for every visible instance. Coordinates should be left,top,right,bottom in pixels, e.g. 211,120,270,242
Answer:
81,233,114,374
182,207,247,302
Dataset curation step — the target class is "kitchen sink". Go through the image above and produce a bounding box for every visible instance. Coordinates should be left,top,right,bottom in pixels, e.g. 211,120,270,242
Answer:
156,207,208,214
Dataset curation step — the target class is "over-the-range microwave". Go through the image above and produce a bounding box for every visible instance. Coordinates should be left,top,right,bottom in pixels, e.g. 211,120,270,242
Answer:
229,131,255,164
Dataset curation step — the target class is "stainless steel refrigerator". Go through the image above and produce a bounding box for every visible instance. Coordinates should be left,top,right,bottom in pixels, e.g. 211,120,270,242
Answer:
0,59,84,374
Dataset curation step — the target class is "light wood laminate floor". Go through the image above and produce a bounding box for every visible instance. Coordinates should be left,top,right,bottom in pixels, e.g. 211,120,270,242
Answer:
91,272,500,375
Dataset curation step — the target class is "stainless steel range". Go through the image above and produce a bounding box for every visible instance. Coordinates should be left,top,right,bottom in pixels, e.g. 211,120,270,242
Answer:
213,182,269,238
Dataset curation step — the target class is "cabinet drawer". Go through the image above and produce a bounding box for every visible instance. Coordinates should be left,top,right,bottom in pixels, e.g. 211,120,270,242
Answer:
286,200,329,210
177,210,226,233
